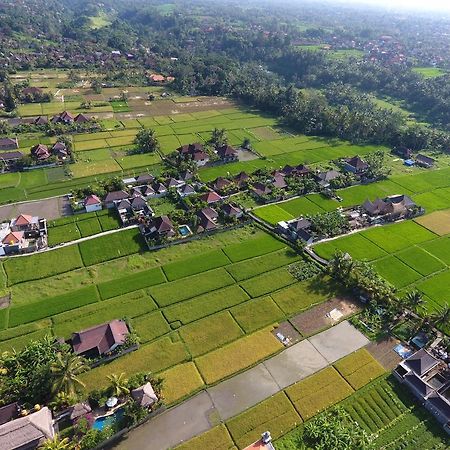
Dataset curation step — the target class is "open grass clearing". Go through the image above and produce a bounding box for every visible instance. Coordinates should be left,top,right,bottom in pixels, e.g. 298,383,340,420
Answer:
150,268,234,307
313,233,387,261
361,221,436,253
179,311,244,357
417,270,450,309
195,328,283,384
76,217,102,237
0,328,52,353
78,228,144,266
71,159,122,178
419,236,450,265
48,222,81,246
0,319,51,343
253,204,294,225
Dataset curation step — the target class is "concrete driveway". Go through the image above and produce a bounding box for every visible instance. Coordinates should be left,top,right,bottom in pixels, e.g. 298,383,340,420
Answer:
112,392,216,450
0,196,71,222
308,320,369,363
207,364,279,420
263,339,328,389
110,321,369,450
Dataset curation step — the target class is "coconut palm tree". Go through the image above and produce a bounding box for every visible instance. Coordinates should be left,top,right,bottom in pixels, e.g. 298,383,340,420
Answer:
39,436,73,450
430,305,450,330
107,373,129,398
51,352,87,396
404,290,424,312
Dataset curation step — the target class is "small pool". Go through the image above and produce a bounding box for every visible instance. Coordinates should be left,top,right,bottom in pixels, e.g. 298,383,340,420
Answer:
178,224,192,237
92,407,124,431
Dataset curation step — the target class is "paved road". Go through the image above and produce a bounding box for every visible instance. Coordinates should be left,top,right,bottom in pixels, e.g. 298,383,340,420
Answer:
112,321,369,450
0,195,71,222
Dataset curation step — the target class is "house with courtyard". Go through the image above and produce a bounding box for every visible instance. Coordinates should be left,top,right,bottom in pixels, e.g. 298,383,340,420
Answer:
197,207,218,232
177,143,210,167
277,217,314,244
342,155,369,176
0,406,55,450
104,190,129,208
200,191,222,205
0,137,19,150
51,111,75,124
234,171,250,187
362,194,419,222
315,169,341,188
216,144,238,162
71,320,130,359
252,181,272,198
281,164,311,178
394,349,450,434
222,203,243,219
177,183,196,198
30,144,51,160
140,215,176,241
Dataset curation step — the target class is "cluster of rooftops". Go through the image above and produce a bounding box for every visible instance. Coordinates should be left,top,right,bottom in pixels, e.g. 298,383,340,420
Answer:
0,214,47,256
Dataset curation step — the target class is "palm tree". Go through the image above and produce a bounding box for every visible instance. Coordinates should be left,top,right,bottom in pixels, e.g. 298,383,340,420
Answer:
404,290,424,312
107,373,129,398
39,436,73,450
51,352,87,396
430,305,450,330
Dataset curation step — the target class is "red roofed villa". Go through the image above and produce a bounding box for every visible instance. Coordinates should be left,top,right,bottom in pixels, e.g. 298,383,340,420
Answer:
84,194,102,213
200,191,222,204
71,319,130,359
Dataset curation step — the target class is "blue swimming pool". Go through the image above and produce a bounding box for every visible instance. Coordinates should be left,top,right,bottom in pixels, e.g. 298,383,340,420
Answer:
92,407,124,431
179,224,192,237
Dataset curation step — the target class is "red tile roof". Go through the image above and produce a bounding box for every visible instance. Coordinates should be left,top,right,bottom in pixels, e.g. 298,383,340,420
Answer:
14,214,33,226
200,191,221,204
72,320,129,356
2,231,24,245
85,194,101,205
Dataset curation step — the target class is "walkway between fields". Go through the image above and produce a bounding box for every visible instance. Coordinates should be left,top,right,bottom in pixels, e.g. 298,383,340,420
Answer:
112,321,369,450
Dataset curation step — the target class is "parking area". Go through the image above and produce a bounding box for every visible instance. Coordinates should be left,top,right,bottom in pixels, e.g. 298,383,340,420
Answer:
0,195,71,222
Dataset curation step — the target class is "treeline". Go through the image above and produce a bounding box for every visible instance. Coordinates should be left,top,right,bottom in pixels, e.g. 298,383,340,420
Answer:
170,57,450,152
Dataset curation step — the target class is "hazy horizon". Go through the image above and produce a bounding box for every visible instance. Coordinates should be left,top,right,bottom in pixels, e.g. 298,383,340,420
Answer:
333,0,450,13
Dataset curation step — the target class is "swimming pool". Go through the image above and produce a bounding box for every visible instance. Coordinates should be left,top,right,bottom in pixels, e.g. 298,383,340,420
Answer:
178,224,192,237
92,407,124,431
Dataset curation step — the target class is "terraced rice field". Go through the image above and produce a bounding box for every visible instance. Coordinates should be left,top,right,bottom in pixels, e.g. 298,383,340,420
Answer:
313,217,450,313
0,225,339,399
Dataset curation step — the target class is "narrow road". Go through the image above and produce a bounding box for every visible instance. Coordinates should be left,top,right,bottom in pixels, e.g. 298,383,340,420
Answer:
112,321,369,450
